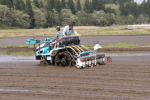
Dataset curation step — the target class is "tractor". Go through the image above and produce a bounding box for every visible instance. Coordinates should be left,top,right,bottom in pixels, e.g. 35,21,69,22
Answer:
26,35,105,69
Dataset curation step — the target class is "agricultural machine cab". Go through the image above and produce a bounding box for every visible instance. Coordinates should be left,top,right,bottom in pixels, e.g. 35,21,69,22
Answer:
26,35,106,69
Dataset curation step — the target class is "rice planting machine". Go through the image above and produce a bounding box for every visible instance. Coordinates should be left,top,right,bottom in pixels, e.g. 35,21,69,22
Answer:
26,35,106,69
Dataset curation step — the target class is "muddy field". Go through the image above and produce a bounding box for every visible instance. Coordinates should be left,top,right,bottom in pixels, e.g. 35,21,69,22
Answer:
1,35,150,46
0,36,150,100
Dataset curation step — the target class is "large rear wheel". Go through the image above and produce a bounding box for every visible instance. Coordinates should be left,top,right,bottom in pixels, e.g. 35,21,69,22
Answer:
55,51,72,67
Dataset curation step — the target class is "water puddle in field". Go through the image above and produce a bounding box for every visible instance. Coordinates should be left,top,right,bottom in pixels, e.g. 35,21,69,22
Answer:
0,52,150,62
0,52,37,62
0,55,37,62
105,52,150,57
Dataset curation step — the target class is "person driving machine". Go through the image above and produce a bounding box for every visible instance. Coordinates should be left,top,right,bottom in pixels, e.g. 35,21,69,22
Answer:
63,23,80,36
53,26,63,42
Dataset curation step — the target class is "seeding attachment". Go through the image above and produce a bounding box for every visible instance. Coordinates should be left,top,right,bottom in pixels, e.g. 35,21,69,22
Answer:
76,53,105,69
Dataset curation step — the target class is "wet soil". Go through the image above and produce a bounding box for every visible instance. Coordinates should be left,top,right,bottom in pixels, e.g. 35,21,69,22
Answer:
0,36,150,100
0,54,150,100
0,46,150,53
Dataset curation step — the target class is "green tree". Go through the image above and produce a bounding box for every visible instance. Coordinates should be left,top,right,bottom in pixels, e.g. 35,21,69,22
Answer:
4,0,8,5
77,0,81,11
7,0,13,8
34,0,40,8
15,0,21,10
44,11,53,27
68,0,76,14
124,2,130,16
106,13,116,25
139,4,143,14
100,0,133,4
126,14,135,24
84,0,90,13
2,0,13,8
54,0,61,13
146,0,150,15
129,2,135,14
20,1,25,11
52,9,61,26
91,10,107,26
76,11,91,25
0,0,5,5
44,9,62,27
61,9,78,25
133,3,139,17
92,0,98,10
105,7,112,13
89,2,94,13
96,0,104,11
39,1,44,8
137,14,149,24
102,18,108,26
84,0,94,13
0,5,13,26
119,3,125,15
61,0,66,9
34,9,46,27
13,10,31,28
25,0,35,28
111,9,116,15
142,0,147,14
46,0,54,11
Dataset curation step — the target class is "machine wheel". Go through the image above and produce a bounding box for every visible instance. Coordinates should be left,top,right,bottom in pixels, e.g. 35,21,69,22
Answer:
40,60,49,67
76,65,83,69
91,63,94,67
55,51,72,67
70,59,76,67
99,58,105,65
40,61,43,66
43,61,49,67
100,61,105,65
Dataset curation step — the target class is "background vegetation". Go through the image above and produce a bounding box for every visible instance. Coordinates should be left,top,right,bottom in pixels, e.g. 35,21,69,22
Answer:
0,0,150,29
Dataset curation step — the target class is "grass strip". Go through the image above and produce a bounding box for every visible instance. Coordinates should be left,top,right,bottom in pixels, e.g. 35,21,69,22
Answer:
1,26,150,38
103,43,139,47
0,43,148,48
0,44,34,48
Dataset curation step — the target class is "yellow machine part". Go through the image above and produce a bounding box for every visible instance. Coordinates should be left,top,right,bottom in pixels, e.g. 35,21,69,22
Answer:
66,45,91,53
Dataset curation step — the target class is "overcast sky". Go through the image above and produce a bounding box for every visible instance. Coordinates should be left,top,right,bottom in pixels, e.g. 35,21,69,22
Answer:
134,0,144,4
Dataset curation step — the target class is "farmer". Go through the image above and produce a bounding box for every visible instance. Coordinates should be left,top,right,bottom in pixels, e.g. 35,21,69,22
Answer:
53,26,63,42
45,26,62,47
50,26,63,65
63,23,80,36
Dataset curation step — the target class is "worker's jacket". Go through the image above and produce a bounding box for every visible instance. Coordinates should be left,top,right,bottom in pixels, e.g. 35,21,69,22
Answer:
63,26,79,36
53,31,63,41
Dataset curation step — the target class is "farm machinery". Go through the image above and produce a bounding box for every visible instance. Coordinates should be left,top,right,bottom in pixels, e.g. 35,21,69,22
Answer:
26,35,106,69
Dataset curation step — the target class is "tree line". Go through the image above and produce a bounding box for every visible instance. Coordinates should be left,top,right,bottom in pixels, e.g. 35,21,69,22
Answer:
0,0,148,29
103,0,133,4
118,0,150,24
